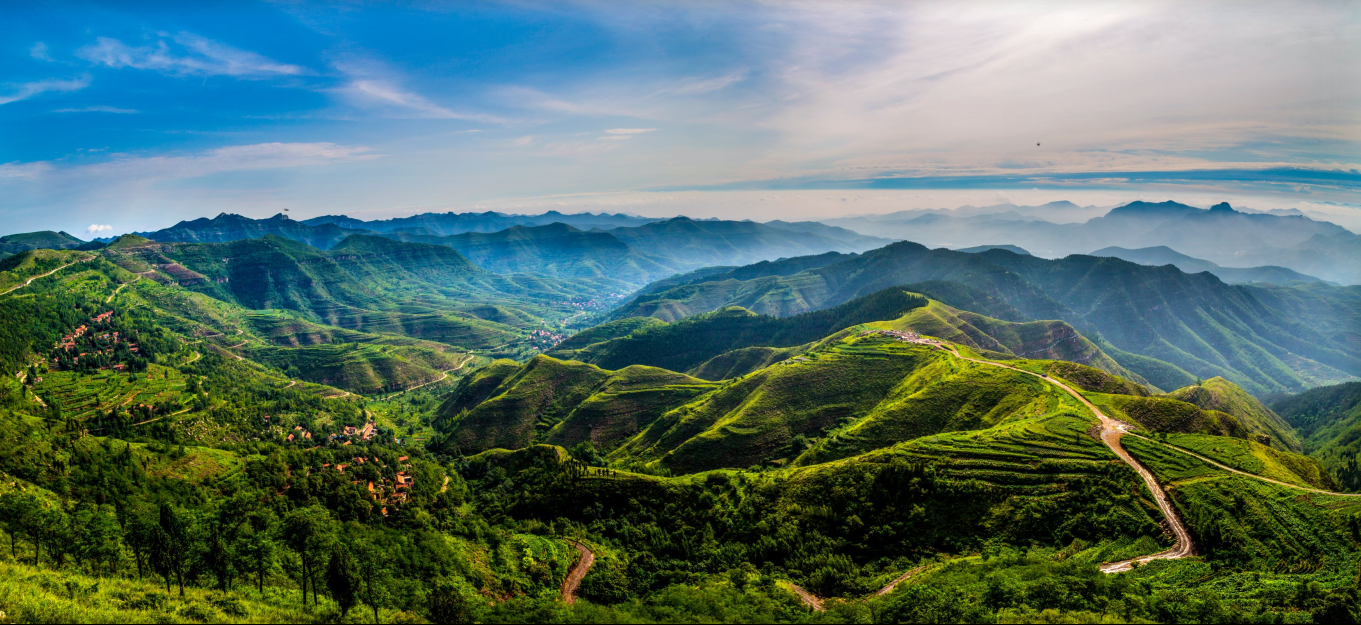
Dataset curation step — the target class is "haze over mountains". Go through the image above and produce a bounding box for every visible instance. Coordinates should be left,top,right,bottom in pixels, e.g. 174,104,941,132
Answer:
829,200,1361,285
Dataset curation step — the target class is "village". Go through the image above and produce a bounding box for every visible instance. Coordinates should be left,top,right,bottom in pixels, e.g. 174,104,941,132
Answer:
856,328,945,348
283,419,417,513
49,310,143,372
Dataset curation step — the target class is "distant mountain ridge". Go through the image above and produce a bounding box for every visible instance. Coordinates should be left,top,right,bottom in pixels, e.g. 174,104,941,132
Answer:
131,212,891,287
1090,245,1327,284
824,200,1361,284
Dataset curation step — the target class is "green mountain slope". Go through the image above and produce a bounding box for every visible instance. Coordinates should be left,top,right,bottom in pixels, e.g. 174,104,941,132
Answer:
870,299,1142,383
1165,377,1301,451
1270,381,1361,490
551,289,929,375
0,230,86,258
609,333,1102,474
617,240,1361,395
96,234,629,354
430,356,718,454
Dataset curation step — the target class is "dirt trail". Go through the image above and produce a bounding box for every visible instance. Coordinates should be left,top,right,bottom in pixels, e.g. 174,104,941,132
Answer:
106,275,141,303
1,257,92,296
788,564,929,610
933,344,1194,573
1131,434,1361,498
561,541,595,604
787,583,825,611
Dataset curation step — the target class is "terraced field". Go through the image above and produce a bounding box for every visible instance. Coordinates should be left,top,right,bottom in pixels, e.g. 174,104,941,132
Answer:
35,364,191,420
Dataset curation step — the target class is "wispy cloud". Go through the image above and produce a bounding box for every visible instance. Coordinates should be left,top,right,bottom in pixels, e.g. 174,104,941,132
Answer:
53,105,138,114
0,75,91,106
333,62,502,122
605,128,657,135
76,33,306,78
660,72,746,96
86,224,112,234
30,42,54,62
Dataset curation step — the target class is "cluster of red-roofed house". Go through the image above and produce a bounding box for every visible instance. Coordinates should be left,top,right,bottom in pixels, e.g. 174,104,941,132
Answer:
315,454,415,512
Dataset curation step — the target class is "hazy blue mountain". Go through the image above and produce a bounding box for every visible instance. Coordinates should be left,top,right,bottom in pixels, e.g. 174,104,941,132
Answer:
384,223,681,284
302,210,659,235
606,216,888,268
141,213,369,249
823,200,1361,284
957,244,1032,255
1090,245,1327,284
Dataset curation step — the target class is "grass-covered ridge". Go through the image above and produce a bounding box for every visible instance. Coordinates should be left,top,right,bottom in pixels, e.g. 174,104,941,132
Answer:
549,288,929,376
615,240,1361,396
430,356,720,455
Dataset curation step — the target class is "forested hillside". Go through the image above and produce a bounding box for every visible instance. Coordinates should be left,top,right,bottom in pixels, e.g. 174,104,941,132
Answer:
617,241,1361,396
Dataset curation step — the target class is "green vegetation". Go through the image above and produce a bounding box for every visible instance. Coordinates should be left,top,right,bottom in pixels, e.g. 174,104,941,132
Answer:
431,356,719,455
553,288,928,376
6,221,1361,623
615,240,1361,396
1168,377,1301,451
1158,432,1337,489
1271,381,1361,491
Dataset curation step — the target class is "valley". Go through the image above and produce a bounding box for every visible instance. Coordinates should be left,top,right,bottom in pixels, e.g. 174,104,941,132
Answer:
0,204,1358,624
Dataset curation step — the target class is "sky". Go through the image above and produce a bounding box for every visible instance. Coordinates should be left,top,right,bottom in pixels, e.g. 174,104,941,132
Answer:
2,0,1359,236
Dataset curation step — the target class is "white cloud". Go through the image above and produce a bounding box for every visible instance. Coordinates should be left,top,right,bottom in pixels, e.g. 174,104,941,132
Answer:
53,105,138,114
0,75,90,106
30,42,54,62
86,224,112,234
76,33,306,78
605,128,657,135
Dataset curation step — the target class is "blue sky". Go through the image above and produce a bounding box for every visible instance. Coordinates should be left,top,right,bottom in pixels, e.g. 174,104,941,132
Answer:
2,1,1359,236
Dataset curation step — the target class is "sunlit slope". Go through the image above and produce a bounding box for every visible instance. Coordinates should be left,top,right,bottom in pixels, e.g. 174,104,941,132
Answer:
1167,377,1301,451
868,299,1143,383
792,356,1086,467
0,251,469,395
490,412,1168,594
551,289,928,376
430,356,718,454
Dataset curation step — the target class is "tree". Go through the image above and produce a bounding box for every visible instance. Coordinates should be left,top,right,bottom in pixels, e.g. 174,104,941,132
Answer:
73,503,122,576
325,543,360,618
282,506,334,607
427,577,471,625
236,519,278,593
0,491,37,561
123,507,159,581
154,503,192,596
352,534,394,624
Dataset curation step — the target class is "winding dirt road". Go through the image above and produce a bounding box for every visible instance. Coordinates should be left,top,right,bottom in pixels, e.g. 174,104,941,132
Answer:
560,541,595,605
928,343,1194,573
1,257,93,296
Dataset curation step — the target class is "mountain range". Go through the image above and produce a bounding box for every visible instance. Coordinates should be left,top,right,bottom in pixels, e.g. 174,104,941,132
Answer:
613,241,1361,396
828,201,1361,284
